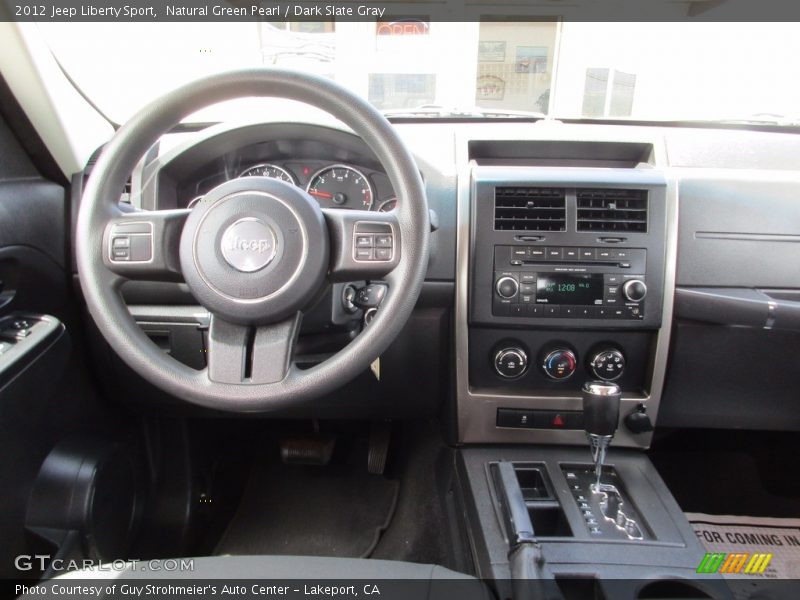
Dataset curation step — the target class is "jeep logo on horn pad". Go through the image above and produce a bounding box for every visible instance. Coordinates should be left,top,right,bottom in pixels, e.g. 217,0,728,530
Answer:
220,218,277,273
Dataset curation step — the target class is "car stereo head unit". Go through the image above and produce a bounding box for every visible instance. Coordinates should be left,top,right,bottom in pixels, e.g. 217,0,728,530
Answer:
491,245,649,321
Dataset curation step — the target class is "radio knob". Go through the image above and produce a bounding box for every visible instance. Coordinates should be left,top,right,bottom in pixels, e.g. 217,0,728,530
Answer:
541,348,577,381
496,276,519,299
590,349,626,381
622,279,647,302
494,347,528,379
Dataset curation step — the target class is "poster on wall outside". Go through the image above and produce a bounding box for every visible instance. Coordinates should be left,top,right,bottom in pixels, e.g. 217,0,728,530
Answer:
478,41,506,62
515,46,548,73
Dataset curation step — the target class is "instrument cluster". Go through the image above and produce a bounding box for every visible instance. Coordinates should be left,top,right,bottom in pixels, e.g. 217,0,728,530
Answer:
183,159,397,212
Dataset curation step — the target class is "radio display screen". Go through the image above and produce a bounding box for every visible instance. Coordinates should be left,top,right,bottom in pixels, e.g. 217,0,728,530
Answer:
536,274,604,305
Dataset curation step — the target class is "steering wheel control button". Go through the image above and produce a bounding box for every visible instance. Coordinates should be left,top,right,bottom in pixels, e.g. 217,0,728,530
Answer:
108,222,152,263
590,349,626,381
353,222,394,262
494,346,528,379
220,218,277,273
375,247,393,260
375,234,393,247
355,248,374,260
495,275,519,299
542,348,578,380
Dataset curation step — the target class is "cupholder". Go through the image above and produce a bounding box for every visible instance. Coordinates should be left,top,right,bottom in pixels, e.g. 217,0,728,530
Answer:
515,466,553,500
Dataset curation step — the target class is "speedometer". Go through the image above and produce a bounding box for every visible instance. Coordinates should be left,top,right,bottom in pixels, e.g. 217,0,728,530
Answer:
306,165,374,210
238,163,296,184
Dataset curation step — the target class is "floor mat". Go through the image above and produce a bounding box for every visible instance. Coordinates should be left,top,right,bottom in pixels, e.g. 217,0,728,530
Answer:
215,458,400,558
687,513,800,581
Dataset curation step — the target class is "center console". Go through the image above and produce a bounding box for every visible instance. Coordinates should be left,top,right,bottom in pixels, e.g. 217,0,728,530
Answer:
457,447,730,599
451,135,727,596
455,138,676,449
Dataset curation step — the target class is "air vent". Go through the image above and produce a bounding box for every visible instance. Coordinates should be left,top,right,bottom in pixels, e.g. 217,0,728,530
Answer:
494,187,566,231
576,189,648,233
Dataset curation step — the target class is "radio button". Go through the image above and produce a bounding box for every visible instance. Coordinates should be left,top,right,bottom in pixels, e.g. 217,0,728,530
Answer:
626,305,644,319
520,283,536,294
597,249,613,261
544,305,560,317
610,307,626,319
605,274,622,285
623,279,647,302
564,248,580,260
520,272,536,283
527,304,543,317
562,306,579,317
576,306,596,318
546,247,564,260
610,249,630,260
596,307,610,318
509,305,527,317
580,248,596,261
528,247,547,260
511,247,528,259
496,276,519,299
520,294,535,304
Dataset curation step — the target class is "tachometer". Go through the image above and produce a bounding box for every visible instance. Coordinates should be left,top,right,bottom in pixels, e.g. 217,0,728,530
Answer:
238,163,296,185
306,165,374,210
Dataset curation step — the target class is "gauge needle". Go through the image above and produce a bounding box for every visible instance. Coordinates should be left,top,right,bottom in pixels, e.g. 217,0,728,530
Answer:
309,190,333,199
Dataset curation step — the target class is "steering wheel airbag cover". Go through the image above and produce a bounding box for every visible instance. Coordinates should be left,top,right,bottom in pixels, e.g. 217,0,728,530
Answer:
179,177,328,324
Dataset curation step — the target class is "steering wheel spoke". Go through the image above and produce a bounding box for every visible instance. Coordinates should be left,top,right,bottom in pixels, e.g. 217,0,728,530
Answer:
206,313,301,385
322,209,400,282
102,209,190,281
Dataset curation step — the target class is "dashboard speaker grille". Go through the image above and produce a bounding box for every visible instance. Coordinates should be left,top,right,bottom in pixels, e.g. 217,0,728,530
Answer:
576,188,648,232
494,187,566,231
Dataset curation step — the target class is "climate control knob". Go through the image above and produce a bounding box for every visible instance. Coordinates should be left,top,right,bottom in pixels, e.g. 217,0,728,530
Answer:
496,276,519,299
590,349,626,381
494,347,528,379
622,279,647,302
541,348,577,381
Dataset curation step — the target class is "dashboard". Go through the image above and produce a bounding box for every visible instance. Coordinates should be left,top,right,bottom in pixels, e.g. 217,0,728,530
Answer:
99,117,800,437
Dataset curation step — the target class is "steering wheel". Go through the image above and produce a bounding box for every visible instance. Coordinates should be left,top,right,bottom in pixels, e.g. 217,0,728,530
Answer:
76,69,430,412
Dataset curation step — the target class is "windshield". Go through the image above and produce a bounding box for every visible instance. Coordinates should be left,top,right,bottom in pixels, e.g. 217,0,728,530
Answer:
37,21,800,125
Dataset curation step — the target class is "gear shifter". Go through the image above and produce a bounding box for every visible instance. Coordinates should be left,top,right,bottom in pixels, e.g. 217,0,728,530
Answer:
582,380,621,488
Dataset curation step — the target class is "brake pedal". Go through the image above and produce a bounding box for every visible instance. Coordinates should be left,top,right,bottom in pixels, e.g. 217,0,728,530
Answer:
368,421,392,475
280,434,336,466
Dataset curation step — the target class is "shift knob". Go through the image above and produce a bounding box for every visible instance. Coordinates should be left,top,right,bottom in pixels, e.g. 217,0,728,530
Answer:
582,381,621,436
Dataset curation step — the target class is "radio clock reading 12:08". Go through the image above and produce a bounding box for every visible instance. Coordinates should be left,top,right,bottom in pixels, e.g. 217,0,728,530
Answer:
306,165,374,210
